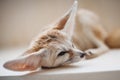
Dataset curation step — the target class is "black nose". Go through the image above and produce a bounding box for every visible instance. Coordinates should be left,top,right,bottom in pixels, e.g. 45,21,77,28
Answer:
80,53,86,58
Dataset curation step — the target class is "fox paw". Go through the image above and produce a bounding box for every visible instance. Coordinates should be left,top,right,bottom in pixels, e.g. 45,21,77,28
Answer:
85,49,98,59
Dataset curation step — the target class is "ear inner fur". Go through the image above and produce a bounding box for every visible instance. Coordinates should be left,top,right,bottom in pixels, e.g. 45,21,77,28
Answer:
53,1,78,31
52,1,78,41
53,15,69,30
3,49,47,71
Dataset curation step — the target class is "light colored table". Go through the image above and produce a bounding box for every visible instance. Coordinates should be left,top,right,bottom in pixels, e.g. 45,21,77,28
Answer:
0,47,120,80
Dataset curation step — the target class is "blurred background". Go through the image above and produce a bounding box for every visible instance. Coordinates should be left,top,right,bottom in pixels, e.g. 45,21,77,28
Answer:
0,0,120,48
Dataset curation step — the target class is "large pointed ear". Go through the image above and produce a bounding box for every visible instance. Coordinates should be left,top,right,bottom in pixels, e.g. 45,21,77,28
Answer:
3,49,46,71
53,1,78,39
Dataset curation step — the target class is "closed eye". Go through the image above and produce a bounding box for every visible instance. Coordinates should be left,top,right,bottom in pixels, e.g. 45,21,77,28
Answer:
58,51,68,57
72,44,75,48
72,44,74,48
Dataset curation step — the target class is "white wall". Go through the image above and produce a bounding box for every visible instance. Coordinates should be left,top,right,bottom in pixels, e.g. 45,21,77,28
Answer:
0,0,120,48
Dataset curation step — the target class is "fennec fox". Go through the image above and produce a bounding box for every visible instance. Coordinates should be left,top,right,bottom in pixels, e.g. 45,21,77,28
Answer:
4,1,120,71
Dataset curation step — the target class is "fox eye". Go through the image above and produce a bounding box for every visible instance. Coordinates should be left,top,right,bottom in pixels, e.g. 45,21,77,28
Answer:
58,51,67,56
72,44,74,48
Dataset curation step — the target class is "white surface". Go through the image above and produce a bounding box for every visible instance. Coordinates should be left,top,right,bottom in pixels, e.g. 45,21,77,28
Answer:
0,47,120,79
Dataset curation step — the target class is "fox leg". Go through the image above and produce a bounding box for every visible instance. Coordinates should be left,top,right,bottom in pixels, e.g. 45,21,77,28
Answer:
84,28,109,59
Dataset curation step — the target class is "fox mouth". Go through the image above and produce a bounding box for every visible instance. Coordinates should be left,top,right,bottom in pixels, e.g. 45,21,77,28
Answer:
65,58,73,63
62,58,76,65
63,55,85,65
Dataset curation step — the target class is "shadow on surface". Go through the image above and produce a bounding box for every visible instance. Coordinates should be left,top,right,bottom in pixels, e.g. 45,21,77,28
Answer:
24,64,83,76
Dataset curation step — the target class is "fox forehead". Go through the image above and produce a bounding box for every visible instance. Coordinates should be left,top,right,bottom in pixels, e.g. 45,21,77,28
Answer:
28,29,67,53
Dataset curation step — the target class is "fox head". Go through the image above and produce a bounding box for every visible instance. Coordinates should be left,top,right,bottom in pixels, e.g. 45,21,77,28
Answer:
4,1,86,71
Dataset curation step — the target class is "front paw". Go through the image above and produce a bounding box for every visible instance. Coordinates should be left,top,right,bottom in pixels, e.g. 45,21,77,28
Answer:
85,49,98,59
